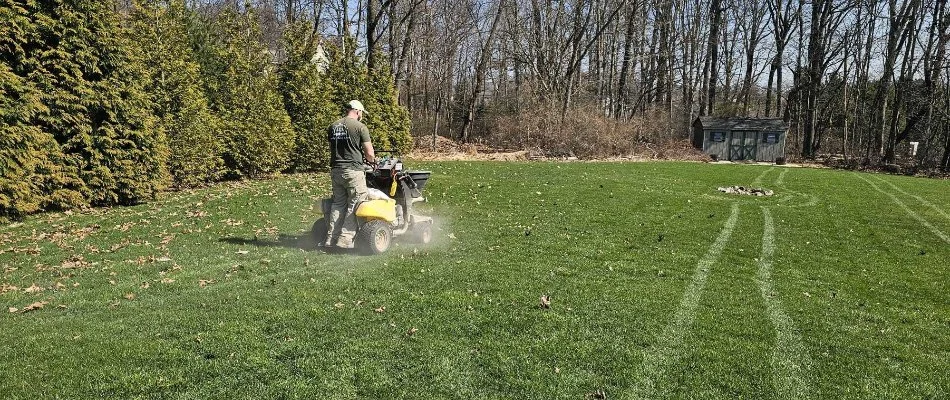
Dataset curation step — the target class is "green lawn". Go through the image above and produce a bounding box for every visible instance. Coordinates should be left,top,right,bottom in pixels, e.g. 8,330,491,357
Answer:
1,161,947,399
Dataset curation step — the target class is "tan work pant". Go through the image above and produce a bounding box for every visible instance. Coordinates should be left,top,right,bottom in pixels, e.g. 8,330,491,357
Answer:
326,168,367,244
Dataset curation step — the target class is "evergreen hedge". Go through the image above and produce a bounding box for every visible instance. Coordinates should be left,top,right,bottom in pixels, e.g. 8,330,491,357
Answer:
279,23,336,172
1,1,83,222
130,1,224,188
211,7,294,178
29,0,169,207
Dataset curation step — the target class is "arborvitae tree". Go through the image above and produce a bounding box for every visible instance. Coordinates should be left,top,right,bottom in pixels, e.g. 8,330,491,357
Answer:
130,0,224,188
322,39,412,154
279,23,337,172
0,64,85,222
2,0,128,222
363,64,413,154
22,0,168,207
209,7,294,178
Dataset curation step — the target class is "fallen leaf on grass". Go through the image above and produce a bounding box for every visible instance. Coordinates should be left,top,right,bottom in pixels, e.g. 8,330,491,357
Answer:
407,327,418,336
374,306,386,313
222,219,244,227
156,256,172,263
8,307,17,313
803,292,812,298
21,301,49,313
1,284,20,294
124,293,136,300
23,284,44,294
140,282,150,289
160,278,176,284
586,389,607,399
198,279,215,288
448,233,457,240
186,210,208,218
235,250,249,255
540,295,551,309
334,302,345,309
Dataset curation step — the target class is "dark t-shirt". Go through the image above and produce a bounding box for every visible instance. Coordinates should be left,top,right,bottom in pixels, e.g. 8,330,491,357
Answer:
328,117,371,170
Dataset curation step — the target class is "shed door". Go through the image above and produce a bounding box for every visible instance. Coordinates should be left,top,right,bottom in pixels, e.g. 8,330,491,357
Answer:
730,131,758,161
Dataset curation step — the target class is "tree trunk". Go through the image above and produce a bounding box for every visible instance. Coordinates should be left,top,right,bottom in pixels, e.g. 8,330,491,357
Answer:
704,0,723,115
460,0,505,143
616,5,637,118
367,0,378,70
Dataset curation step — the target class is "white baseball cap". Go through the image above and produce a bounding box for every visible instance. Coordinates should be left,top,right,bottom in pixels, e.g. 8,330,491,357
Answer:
348,100,367,114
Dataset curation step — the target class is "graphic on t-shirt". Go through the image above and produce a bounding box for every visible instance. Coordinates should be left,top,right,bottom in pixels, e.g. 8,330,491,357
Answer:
331,124,348,140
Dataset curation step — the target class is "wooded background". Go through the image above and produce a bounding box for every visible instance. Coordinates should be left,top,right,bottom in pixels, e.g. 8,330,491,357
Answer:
2,0,949,221
212,0,949,167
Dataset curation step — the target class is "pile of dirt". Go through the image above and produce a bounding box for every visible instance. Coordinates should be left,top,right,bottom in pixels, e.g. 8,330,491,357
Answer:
413,135,463,154
410,135,531,161
632,140,708,161
410,135,708,162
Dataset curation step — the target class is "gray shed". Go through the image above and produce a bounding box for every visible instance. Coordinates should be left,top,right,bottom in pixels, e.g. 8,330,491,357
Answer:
692,117,788,162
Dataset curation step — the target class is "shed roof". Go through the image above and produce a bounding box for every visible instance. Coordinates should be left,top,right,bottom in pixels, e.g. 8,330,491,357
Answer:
695,117,788,131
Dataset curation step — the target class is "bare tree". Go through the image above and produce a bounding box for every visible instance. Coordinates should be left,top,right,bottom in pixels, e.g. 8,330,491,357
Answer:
460,0,505,142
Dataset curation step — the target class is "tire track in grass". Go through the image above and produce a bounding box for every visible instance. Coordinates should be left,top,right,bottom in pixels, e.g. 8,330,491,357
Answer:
752,167,776,187
854,173,950,244
873,176,950,222
757,207,814,399
773,169,818,208
631,202,740,399
775,168,788,186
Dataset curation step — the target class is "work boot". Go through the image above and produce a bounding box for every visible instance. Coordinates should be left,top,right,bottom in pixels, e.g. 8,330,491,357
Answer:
336,237,354,249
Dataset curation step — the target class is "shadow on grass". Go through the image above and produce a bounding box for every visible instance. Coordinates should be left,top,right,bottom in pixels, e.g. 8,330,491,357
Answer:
219,233,319,252
218,234,361,255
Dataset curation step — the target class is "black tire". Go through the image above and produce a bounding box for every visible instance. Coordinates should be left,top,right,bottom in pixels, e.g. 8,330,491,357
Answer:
413,223,433,244
357,219,392,255
311,218,328,246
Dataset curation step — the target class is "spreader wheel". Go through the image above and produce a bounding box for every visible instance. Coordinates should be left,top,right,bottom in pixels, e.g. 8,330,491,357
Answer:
413,222,433,244
357,220,392,255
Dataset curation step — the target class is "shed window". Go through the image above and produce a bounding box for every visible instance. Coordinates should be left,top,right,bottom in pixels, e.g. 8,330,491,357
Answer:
711,132,726,142
763,132,780,144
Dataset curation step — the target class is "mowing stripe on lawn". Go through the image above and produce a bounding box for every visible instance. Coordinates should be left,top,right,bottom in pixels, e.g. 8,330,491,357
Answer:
757,207,814,399
631,202,740,399
873,176,950,222
854,173,950,244
752,167,775,187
